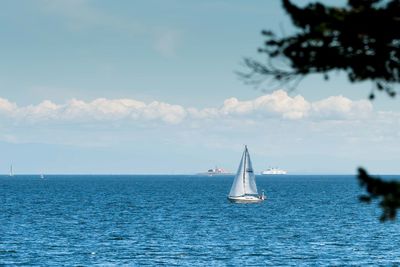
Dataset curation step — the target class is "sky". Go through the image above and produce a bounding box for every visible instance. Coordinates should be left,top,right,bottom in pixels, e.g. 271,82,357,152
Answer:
0,0,399,174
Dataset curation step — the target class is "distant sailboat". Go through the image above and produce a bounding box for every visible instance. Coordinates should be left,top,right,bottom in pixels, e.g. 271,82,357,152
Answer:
40,173,44,179
9,164,13,177
228,146,265,203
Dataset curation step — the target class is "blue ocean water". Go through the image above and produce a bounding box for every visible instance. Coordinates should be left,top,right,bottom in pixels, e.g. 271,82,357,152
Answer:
1,175,400,266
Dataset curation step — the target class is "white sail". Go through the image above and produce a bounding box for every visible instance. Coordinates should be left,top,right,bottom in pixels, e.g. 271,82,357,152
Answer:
229,146,258,197
244,149,258,195
229,151,246,197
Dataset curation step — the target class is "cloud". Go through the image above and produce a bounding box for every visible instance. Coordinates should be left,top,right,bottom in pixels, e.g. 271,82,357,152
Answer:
216,90,310,119
142,101,186,124
188,90,370,121
0,98,17,114
1,90,398,173
0,97,187,125
311,95,373,119
0,90,380,126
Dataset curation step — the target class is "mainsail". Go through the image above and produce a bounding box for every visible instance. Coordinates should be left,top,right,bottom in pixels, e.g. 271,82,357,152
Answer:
229,146,258,197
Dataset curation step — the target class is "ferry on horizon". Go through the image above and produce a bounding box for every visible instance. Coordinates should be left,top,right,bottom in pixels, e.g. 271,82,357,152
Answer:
197,166,233,176
261,167,287,175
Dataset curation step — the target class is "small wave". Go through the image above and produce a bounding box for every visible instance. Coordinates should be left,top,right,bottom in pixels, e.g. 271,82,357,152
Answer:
0,250,17,254
110,236,125,240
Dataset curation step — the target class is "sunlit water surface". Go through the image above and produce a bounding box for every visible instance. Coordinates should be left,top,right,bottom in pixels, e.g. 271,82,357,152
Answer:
1,175,400,266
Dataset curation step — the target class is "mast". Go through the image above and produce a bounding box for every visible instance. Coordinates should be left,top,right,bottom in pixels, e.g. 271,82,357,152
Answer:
243,145,247,195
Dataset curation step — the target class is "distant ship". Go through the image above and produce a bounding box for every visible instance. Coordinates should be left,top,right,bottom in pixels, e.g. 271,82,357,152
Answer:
198,166,233,176
261,167,287,175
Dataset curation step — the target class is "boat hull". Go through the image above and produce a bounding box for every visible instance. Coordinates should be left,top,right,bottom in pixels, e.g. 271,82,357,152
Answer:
197,173,233,176
227,195,265,203
261,169,287,175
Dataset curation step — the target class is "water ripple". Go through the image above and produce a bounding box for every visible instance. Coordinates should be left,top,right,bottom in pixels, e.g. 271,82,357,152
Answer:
0,175,399,265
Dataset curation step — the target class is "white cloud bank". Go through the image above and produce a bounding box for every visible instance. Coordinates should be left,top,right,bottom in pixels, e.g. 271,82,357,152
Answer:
0,90,374,125
1,90,398,175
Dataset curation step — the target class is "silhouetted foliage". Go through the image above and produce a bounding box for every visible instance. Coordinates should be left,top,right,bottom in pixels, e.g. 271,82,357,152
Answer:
244,0,400,221
243,0,400,98
358,168,400,221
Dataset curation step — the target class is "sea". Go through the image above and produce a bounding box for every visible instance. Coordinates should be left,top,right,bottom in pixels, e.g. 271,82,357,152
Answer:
1,175,400,266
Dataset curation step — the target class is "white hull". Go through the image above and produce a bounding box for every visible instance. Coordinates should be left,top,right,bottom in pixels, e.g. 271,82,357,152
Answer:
197,172,233,176
227,195,265,203
261,169,287,175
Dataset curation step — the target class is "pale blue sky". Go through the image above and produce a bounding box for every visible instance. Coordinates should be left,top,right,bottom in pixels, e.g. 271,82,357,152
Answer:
0,0,399,174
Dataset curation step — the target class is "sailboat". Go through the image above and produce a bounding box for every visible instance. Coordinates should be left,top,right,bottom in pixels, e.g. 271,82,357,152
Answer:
9,164,13,177
228,146,265,203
